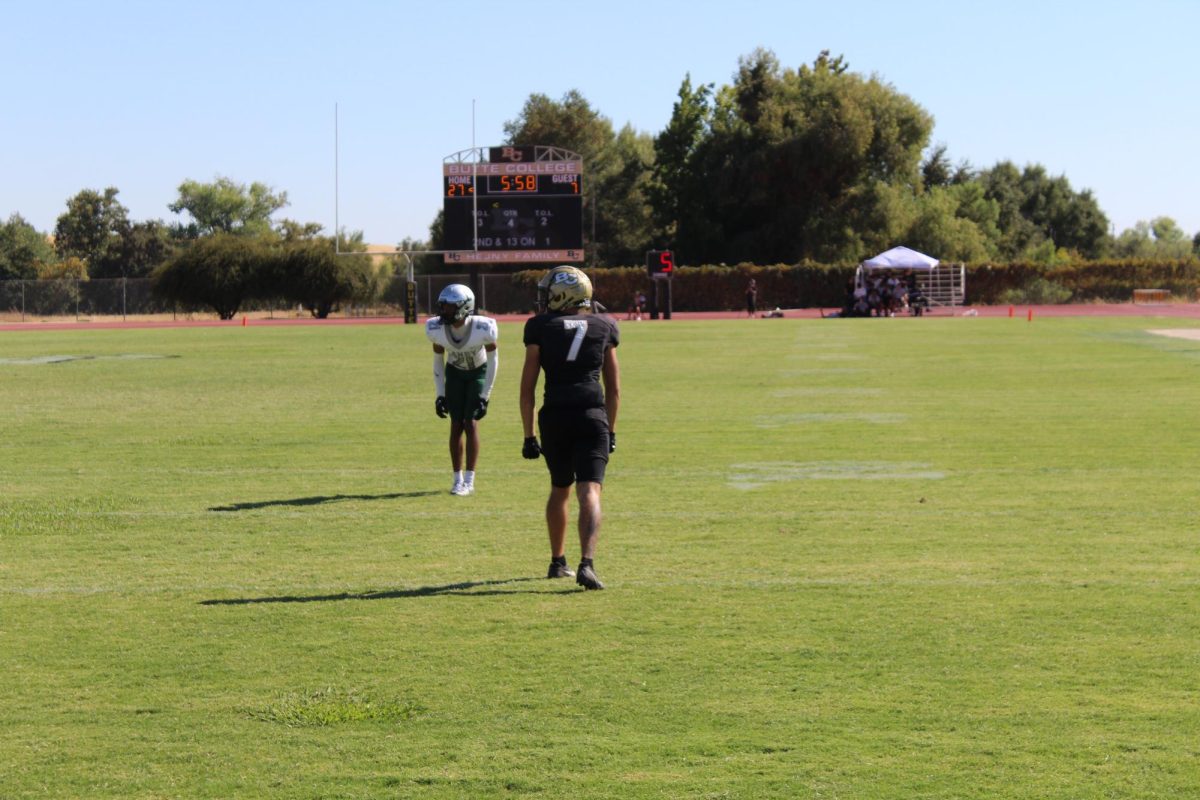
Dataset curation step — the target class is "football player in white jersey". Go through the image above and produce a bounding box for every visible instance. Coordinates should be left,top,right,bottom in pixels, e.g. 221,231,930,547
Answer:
426,284,498,496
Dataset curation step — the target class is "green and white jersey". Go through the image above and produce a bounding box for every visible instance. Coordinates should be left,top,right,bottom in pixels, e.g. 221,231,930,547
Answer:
425,315,498,371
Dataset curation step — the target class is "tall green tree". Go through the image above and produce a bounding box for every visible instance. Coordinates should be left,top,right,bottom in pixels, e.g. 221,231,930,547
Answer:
502,90,654,266
904,186,996,262
1113,217,1193,259
649,75,713,252
92,220,176,279
271,238,372,319
589,124,655,266
169,177,288,238
1112,222,1155,259
53,188,129,266
0,214,56,280
52,188,175,279
977,162,1041,258
672,49,934,263
503,90,612,166
978,162,1109,259
921,144,974,189
277,219,325,241
1151,217,1189,253
1018,165,1109,257
152,233,270,319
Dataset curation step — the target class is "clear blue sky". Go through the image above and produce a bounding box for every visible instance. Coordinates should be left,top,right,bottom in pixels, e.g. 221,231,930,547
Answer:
4,0,1198,248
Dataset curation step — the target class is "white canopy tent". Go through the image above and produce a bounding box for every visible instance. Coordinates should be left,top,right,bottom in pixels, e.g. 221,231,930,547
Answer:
862,245,939,271
855,245,964,308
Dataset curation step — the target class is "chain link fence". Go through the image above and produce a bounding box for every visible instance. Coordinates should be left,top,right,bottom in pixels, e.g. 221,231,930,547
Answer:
0,278,170,320
0,274,542,321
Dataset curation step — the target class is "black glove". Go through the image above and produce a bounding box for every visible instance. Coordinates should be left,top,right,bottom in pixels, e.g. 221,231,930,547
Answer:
473,397,489,420
608,430,616,454
522,436,541,459
435,396,448,418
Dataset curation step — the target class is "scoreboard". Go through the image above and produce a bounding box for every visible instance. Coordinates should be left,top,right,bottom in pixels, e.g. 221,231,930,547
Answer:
443,146,584,263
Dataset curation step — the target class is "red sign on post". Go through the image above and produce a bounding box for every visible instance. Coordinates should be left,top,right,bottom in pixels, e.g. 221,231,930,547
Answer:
646,249,674,277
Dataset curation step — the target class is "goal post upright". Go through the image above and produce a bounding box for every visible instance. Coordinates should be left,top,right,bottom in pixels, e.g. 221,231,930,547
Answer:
332,102,586,321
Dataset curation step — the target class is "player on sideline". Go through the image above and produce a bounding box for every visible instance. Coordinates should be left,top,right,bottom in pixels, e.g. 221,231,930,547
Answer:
427,284,498,496
520,266,620,589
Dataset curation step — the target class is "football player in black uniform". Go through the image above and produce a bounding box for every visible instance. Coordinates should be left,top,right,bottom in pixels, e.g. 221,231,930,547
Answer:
519,266,620,590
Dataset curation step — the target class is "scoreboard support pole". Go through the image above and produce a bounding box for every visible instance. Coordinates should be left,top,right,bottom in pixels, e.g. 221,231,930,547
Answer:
652,273,672,320
468,264,480,313
645,250,674,320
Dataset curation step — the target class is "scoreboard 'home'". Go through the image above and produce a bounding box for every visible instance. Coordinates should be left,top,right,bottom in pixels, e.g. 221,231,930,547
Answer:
443,145,584,263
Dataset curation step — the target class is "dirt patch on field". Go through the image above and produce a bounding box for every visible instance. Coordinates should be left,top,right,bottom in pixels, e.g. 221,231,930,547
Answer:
1147,329,1200,341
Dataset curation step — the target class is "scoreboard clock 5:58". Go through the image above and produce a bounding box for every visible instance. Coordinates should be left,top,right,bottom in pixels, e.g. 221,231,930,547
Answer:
442,146,584,263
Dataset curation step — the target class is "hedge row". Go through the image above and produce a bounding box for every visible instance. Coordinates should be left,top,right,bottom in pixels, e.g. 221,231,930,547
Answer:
513,259,1200,311
974,260,1200,303
513,263,855,313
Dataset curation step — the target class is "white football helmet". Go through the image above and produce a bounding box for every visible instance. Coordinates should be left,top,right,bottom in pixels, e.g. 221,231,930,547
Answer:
537,266,593,313
437,284,475,323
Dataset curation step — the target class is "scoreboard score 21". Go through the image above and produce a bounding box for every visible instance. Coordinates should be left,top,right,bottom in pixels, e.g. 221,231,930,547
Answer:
442,146,584,263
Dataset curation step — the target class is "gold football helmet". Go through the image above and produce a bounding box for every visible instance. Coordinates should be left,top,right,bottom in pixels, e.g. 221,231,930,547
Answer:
537,266,593,312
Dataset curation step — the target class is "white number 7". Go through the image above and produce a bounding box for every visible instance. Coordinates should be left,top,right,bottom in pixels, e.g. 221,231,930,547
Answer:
564,320,588,361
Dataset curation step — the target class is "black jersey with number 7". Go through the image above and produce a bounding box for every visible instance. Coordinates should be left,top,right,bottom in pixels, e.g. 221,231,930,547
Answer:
523,312,619,409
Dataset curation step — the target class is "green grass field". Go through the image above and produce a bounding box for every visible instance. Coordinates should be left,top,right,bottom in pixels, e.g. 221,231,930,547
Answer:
2,316,1200,799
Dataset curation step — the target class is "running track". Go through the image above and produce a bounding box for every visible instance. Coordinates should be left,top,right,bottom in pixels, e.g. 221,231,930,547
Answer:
3,304,1200,332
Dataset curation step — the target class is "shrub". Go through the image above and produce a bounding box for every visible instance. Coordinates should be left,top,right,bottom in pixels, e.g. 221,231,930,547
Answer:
507,260,1200,313
997,277,1073,305
152,234,269,319
513,262,856,313
967,259,1199,304
271,241,372,319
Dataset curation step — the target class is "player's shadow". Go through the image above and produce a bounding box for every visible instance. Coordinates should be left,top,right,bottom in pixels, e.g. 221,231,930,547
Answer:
208,490,439,512
199,577,575,605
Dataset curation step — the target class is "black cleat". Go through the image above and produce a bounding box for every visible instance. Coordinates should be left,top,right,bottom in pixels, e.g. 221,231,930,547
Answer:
547,560,575,579
575,563,605,590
